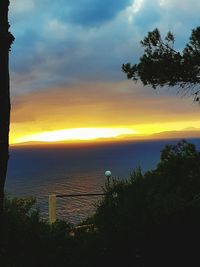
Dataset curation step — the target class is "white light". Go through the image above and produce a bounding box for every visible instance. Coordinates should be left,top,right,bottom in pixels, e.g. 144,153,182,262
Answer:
105,170,112,178
130,0,144,13
16,127,137,143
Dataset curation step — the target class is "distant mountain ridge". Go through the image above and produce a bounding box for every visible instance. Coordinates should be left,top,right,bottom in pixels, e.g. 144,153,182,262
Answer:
114,127,200,140
133,129,200,140
148,129,200,139
11,127,200,147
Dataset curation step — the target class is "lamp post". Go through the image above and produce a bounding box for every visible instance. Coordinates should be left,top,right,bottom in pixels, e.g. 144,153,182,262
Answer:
105,170,111,187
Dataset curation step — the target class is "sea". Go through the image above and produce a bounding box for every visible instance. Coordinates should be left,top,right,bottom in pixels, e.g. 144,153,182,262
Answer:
5,138,200,225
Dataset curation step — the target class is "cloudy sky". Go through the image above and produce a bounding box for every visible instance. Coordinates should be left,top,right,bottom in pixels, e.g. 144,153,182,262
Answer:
9,0,200,143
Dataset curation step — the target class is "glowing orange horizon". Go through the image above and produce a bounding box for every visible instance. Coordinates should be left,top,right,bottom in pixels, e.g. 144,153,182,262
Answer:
11,127,138,144
10,119,200,145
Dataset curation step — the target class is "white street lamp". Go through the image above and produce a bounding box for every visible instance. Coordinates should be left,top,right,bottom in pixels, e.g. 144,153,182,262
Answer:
105,170,112,186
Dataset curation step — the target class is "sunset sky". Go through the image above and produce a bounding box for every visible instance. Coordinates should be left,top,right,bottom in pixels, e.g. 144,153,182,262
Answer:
9,0,200,144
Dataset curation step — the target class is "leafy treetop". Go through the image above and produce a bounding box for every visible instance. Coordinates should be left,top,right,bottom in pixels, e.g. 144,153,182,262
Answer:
122,27,200,101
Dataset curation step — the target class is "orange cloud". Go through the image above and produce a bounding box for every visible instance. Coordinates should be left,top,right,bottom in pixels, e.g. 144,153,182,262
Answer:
10,81,200,144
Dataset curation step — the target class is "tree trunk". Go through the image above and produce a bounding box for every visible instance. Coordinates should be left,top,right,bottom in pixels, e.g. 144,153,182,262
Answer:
0,0,14,216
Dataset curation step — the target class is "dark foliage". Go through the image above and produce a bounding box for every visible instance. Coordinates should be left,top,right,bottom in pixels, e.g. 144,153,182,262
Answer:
0,196,109,267
0,197,75,267
93,140,200,266
122,27,200,101
2,140,200,266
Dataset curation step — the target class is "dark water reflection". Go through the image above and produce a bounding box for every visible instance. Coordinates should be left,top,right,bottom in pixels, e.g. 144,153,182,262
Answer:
5,139,200,224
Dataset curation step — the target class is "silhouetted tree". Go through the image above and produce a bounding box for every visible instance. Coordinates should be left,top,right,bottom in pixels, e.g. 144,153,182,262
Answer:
122,27,200,102
93,140,200,266
0,0,14,215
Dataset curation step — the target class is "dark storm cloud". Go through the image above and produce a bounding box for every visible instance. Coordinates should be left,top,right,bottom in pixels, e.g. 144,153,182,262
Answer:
9,0,200,95
47,0,133,26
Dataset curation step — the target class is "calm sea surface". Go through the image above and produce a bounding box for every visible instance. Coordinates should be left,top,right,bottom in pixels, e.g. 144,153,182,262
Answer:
5,138,200,224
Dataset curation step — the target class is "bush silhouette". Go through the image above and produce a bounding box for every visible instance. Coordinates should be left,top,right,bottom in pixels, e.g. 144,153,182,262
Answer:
93,140,200,266
2,140,200,266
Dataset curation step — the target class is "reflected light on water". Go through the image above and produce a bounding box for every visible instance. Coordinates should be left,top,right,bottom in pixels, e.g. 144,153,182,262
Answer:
34,170,105,224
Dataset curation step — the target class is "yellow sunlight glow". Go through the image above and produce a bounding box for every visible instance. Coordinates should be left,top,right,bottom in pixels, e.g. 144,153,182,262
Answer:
14,127,137,144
